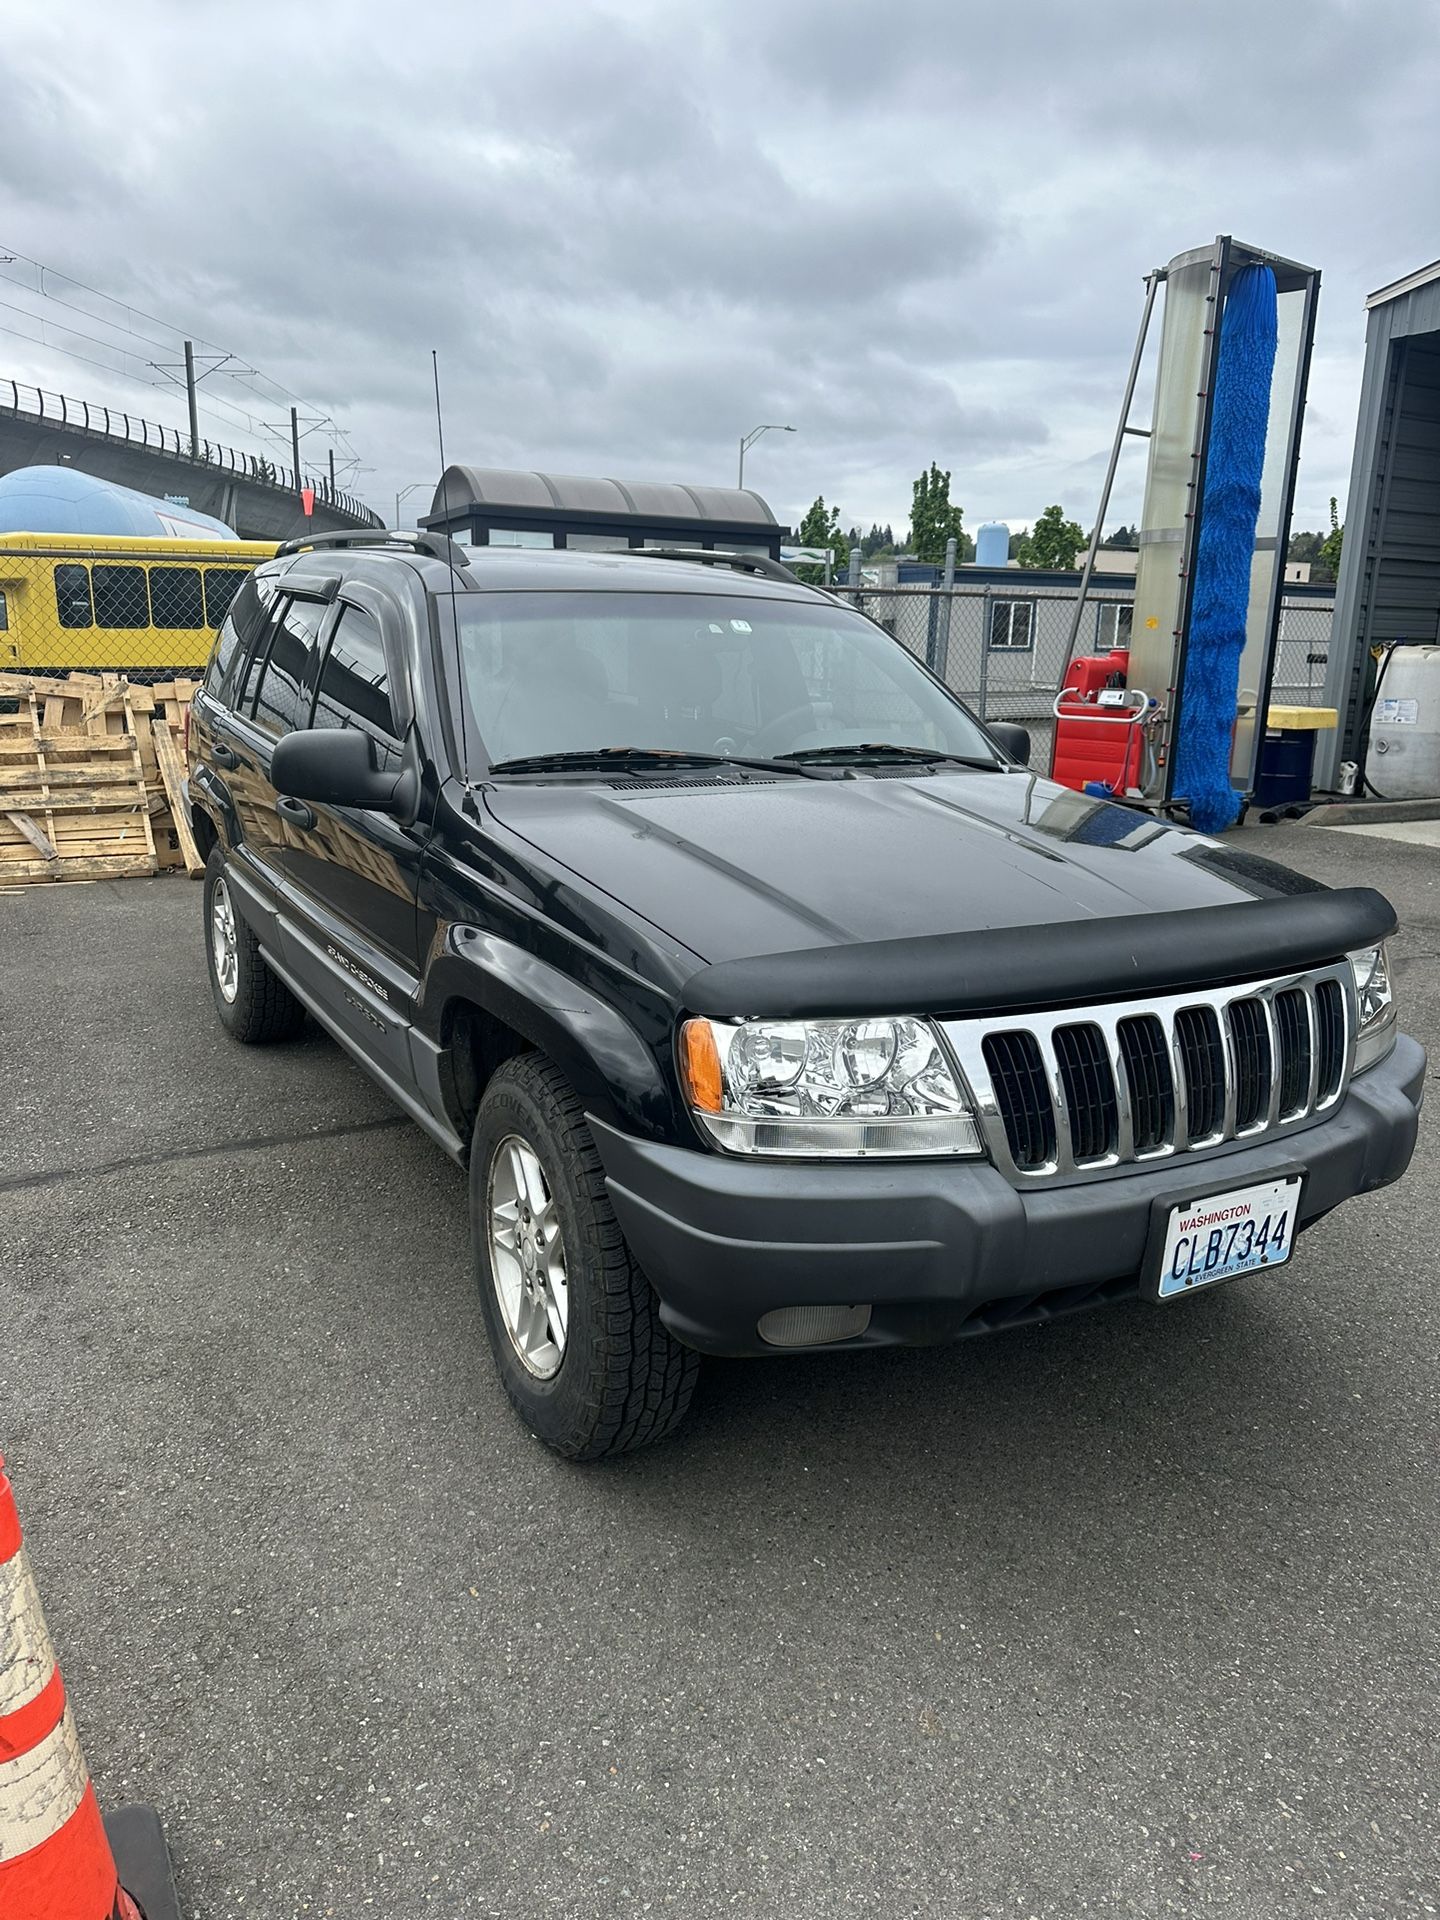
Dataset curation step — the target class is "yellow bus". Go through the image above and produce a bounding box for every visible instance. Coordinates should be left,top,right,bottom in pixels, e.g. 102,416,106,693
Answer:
0,532,277,676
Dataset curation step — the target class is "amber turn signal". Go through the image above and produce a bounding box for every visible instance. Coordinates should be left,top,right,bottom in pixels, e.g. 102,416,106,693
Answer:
679,1018,724,1113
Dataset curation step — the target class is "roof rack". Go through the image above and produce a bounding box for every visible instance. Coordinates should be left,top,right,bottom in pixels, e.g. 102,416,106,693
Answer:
273,528,470,568
612,547,801,585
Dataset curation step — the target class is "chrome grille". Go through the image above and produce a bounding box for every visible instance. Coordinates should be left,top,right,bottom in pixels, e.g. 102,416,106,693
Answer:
943,962,1354,1183
1117,1015,1174,1152
980,1031,1055,1170
1053,1023,1117,1161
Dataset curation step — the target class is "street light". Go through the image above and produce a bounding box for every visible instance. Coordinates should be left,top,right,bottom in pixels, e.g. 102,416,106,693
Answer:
394,481,426,528
738,423,796,489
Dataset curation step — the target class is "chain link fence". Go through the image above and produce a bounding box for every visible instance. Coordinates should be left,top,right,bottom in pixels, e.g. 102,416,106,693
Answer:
832,581,1335,772
0,542,264,683
1268,598,1333,709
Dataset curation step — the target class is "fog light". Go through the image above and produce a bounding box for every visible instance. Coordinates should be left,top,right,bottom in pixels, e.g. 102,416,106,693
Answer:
757,1304,872,1348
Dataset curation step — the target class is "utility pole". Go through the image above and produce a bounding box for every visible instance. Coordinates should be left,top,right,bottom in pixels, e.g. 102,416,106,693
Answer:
290,406,302,496
183,340,200,459
328,447,336,499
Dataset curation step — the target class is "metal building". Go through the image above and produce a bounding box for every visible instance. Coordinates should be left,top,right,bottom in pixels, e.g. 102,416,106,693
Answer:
422,466,783,558
1320,259,1440,783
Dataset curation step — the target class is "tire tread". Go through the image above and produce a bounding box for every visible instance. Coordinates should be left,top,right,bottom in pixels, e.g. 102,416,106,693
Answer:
478,1054,698,1460
204,848,306,1044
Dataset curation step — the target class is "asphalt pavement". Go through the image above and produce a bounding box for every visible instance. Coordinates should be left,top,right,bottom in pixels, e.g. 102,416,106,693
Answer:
2,823,1437,1919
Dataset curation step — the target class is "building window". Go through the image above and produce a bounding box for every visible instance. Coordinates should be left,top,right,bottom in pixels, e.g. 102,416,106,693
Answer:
92,565,149,629
565,534,631,552
1096,603,1133,650
488,529,555,548
0,589,7,631
988,600,1035,651
149,567,205,630
54,565,94,628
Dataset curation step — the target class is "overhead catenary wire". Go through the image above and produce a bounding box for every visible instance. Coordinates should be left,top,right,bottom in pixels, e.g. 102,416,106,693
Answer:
0,241,364,474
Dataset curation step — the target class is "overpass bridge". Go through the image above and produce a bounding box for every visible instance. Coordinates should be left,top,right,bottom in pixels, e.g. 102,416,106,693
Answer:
0,379,382,539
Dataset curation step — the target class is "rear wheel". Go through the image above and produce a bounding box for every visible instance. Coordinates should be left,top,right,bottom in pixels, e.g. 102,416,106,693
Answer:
471,1054,699,1460
203,846,305,1044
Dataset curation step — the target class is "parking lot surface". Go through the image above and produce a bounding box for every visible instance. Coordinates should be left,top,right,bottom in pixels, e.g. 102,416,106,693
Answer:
2,821,1437,1920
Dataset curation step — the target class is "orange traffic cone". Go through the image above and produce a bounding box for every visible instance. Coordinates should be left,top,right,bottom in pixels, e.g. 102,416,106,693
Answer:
0,1457,178,1920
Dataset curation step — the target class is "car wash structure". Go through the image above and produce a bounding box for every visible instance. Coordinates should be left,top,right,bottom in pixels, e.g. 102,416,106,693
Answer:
1318,257,1440,801
1053,236,1321,829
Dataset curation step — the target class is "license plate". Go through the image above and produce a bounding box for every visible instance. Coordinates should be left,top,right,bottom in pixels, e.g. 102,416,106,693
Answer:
1152,1174,1303,1300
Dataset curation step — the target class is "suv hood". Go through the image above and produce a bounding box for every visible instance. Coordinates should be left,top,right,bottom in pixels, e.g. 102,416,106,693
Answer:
484,771,1318,964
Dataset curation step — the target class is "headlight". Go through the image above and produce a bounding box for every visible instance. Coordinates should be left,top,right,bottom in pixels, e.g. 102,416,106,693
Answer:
1349,943,1397,1074
678,1014,983,1158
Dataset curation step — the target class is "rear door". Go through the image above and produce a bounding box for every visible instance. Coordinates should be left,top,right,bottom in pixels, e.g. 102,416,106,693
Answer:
272,594,429,1080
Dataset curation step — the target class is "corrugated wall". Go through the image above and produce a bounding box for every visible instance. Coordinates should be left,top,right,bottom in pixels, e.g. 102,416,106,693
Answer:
1368,335,1440,643
1321,275,1440,782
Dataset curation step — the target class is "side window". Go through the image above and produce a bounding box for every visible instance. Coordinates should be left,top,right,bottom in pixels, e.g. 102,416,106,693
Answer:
312,606,400,767
203,567,248,629
92,565,150,629
224,574,281,704
55,564,94,629
250,597,327,736
988,600,1035,651
205,610,244,695
1096,603,1133,651
149,566,205,630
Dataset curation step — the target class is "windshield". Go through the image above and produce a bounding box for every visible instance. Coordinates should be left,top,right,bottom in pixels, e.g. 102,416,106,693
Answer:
453,590,997,770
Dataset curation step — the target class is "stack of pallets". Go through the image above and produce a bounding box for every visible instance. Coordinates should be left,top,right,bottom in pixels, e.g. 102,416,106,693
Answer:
0,672,202,885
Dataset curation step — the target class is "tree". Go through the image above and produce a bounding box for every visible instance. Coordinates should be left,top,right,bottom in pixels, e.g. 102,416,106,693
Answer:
1022,503,1086,571
794,495,850,583
908,463,965,567
1317,496,1344,583
1103,523,1138,550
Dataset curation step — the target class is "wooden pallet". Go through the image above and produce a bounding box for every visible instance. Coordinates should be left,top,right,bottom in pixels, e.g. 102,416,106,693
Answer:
0,689,159,882
0,671,202,878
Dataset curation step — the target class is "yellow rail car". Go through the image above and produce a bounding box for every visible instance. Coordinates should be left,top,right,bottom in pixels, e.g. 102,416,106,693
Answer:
0,532,277,677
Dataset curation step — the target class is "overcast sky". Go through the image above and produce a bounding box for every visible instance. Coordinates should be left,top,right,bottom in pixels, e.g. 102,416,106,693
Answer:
3,0,1438,540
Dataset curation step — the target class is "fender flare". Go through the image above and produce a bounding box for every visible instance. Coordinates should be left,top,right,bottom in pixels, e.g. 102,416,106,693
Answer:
420,927,676,1139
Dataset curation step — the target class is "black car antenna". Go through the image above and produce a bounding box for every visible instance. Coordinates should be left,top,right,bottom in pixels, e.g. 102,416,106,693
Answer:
432,348,475,801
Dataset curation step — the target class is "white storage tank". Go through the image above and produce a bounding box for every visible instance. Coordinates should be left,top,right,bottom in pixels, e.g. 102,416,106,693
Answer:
975,521,1010,569
1369,645,1440,799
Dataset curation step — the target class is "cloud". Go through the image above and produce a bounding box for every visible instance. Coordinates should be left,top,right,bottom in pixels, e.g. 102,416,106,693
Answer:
0,0,1437,536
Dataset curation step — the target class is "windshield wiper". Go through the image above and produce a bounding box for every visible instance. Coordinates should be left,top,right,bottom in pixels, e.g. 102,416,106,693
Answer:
777,742,1002,770
486,745,838,779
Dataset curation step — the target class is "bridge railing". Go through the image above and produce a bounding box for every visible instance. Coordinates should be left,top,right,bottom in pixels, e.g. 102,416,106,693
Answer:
1,378,381,526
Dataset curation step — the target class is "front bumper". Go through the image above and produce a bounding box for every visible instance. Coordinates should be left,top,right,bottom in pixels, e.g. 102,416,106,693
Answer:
592,1033,1426,1356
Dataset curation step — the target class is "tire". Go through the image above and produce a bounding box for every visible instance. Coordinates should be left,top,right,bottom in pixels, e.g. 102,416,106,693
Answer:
203,846,306,1044
471,1053,699,1460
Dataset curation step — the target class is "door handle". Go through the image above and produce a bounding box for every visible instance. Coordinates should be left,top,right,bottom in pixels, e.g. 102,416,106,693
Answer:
275,795,316,829
210,741,238,768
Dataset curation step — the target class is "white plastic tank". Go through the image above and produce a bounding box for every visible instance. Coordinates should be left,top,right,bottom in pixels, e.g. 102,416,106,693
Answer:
975,521,1010,569
1369,645,1440,799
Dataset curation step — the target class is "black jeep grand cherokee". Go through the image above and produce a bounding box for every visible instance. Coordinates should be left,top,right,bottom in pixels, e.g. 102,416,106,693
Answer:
187,531,1424,1458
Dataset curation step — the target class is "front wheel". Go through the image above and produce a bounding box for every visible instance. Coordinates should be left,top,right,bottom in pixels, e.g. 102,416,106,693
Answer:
471,1054,699,1460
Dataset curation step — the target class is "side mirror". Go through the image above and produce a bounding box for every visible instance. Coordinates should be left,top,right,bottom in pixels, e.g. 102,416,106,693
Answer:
987,722,1031,765
271,728,400,811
